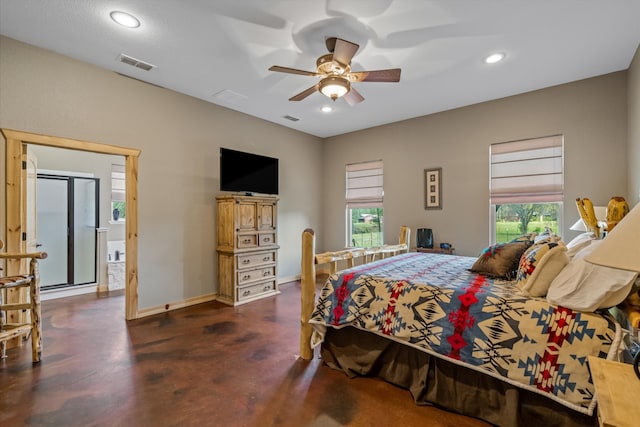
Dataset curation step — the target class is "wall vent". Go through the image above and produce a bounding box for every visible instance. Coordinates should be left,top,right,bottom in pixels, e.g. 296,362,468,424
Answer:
283,115,300,122
118,54,156,71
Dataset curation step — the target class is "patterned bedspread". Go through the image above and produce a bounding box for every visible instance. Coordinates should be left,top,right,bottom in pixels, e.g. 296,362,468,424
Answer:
309,252,622,415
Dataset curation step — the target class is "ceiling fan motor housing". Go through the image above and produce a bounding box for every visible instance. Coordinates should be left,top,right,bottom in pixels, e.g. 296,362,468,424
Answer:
316,54,349,75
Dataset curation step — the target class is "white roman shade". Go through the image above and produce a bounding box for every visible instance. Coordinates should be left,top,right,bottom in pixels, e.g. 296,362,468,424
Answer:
111,164,125,202
490,135,563,205
346,160,383,208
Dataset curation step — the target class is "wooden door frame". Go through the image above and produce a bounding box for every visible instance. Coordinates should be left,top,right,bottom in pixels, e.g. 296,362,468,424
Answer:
2,129,141,319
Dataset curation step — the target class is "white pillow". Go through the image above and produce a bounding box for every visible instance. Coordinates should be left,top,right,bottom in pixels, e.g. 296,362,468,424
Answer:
565,232,596,259
546,240,638,311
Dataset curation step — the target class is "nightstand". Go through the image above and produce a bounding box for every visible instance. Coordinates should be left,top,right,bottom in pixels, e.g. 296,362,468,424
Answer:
415,247,455,255
588,356,640,427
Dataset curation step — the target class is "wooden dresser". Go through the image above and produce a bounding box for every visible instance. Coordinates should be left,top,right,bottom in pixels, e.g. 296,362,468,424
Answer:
216,194,279,305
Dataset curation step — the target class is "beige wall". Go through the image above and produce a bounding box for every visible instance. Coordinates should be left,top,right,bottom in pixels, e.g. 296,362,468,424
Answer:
324,72,630,256
1,35,637,310
0,36,324,310
628,44,640,206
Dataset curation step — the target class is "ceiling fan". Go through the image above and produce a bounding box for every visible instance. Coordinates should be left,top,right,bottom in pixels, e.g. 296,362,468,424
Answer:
268,37,401,105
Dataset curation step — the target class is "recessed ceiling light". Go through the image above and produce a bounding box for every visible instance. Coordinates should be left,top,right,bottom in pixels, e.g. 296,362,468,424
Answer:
484,53,505,64
110,11,140,28
321,106,333,113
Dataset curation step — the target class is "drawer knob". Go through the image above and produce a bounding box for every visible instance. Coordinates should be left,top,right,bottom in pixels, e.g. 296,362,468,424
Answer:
243,239,251,244
243,290,250,296
243,275,251,280
263,257,270,261
264,285,271,290
263,271,270,276
263,237,270,242
242,259,250,264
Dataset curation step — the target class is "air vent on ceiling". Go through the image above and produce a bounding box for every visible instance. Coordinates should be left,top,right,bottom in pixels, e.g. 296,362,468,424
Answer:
118,53,156,71
283,115,299,122
212,89,248,104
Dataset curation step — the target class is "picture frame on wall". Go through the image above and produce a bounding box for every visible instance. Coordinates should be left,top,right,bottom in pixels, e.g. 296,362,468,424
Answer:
424,167,442,210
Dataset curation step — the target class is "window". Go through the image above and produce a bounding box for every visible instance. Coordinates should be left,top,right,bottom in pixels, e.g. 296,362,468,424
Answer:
346,160,383,248
111,164,126,222
490,135,564,243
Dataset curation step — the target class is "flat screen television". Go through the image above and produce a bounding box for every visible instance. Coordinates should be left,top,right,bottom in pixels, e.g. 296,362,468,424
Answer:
220,147,279,195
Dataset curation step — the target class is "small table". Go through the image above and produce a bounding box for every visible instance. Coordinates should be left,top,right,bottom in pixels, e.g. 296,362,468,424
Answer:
415,247,455,255
588,356,640,427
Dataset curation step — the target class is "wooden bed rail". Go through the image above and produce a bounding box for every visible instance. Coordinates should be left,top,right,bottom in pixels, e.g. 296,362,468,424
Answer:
299,226,410,360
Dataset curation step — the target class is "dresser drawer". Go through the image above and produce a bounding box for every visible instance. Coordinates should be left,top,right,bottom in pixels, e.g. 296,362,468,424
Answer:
236,234,258,249
258,232,276,247
237,279,277,301
237,266,276,285
237,252,275,269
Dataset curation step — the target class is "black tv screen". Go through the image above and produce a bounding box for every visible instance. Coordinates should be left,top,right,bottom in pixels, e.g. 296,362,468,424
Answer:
220,148,279,195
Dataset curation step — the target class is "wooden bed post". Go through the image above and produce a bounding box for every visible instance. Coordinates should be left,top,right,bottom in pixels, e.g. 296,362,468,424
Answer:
298,226,410,360
300,228,316,360
399,225,410,251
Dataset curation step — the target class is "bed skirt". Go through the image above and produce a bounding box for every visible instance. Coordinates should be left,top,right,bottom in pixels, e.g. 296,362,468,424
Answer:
320,326,597,427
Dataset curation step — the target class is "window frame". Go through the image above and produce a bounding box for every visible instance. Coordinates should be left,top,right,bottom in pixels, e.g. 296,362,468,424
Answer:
111,163,126,223
345,160,384,248
489,135,564,244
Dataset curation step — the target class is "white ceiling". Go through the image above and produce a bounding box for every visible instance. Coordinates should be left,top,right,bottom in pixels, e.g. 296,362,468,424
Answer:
1,0,639,138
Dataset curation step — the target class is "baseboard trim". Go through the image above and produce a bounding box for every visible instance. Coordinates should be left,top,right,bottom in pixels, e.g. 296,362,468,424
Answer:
41,283,98,301
278,275,299,285
133,275,301,319
136,293,218,319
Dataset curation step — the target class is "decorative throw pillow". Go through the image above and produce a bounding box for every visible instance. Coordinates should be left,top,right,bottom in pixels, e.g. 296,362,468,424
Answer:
510,233,537,245
533,231,562,245
516,241,569,297
546,241,639,311
470,241,529,280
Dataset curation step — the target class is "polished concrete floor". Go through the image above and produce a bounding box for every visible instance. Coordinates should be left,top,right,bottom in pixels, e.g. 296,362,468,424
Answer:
1,282,490,427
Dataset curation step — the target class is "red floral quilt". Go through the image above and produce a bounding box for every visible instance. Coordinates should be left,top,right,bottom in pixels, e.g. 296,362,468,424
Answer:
309,252,622,415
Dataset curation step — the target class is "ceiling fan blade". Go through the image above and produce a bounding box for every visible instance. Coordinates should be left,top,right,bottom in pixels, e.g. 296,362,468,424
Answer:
350,69,401,83
289,84,320,101
325,37,337,53
332,38,359,67
344,87,364,106
269,66,319,77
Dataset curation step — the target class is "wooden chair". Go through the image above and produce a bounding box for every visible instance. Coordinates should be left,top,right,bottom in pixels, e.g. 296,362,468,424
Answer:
0,240,47,363
362,224,411,261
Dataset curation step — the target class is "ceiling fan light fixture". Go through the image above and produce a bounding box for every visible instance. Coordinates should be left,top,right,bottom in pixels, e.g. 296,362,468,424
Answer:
319,76,350,100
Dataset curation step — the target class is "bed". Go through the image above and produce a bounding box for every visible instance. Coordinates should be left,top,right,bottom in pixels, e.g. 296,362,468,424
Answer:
299,228,637,427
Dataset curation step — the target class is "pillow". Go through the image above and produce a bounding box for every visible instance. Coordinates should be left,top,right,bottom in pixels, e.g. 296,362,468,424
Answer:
470,241,529,280
546,241,639,311
565,232,596,259
516,241,569,297
533,231,562,245
510,233,537,245
566,232,596,249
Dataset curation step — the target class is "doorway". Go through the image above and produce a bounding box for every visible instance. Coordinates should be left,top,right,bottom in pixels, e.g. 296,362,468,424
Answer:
37,174,99,289
2,128,141,319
